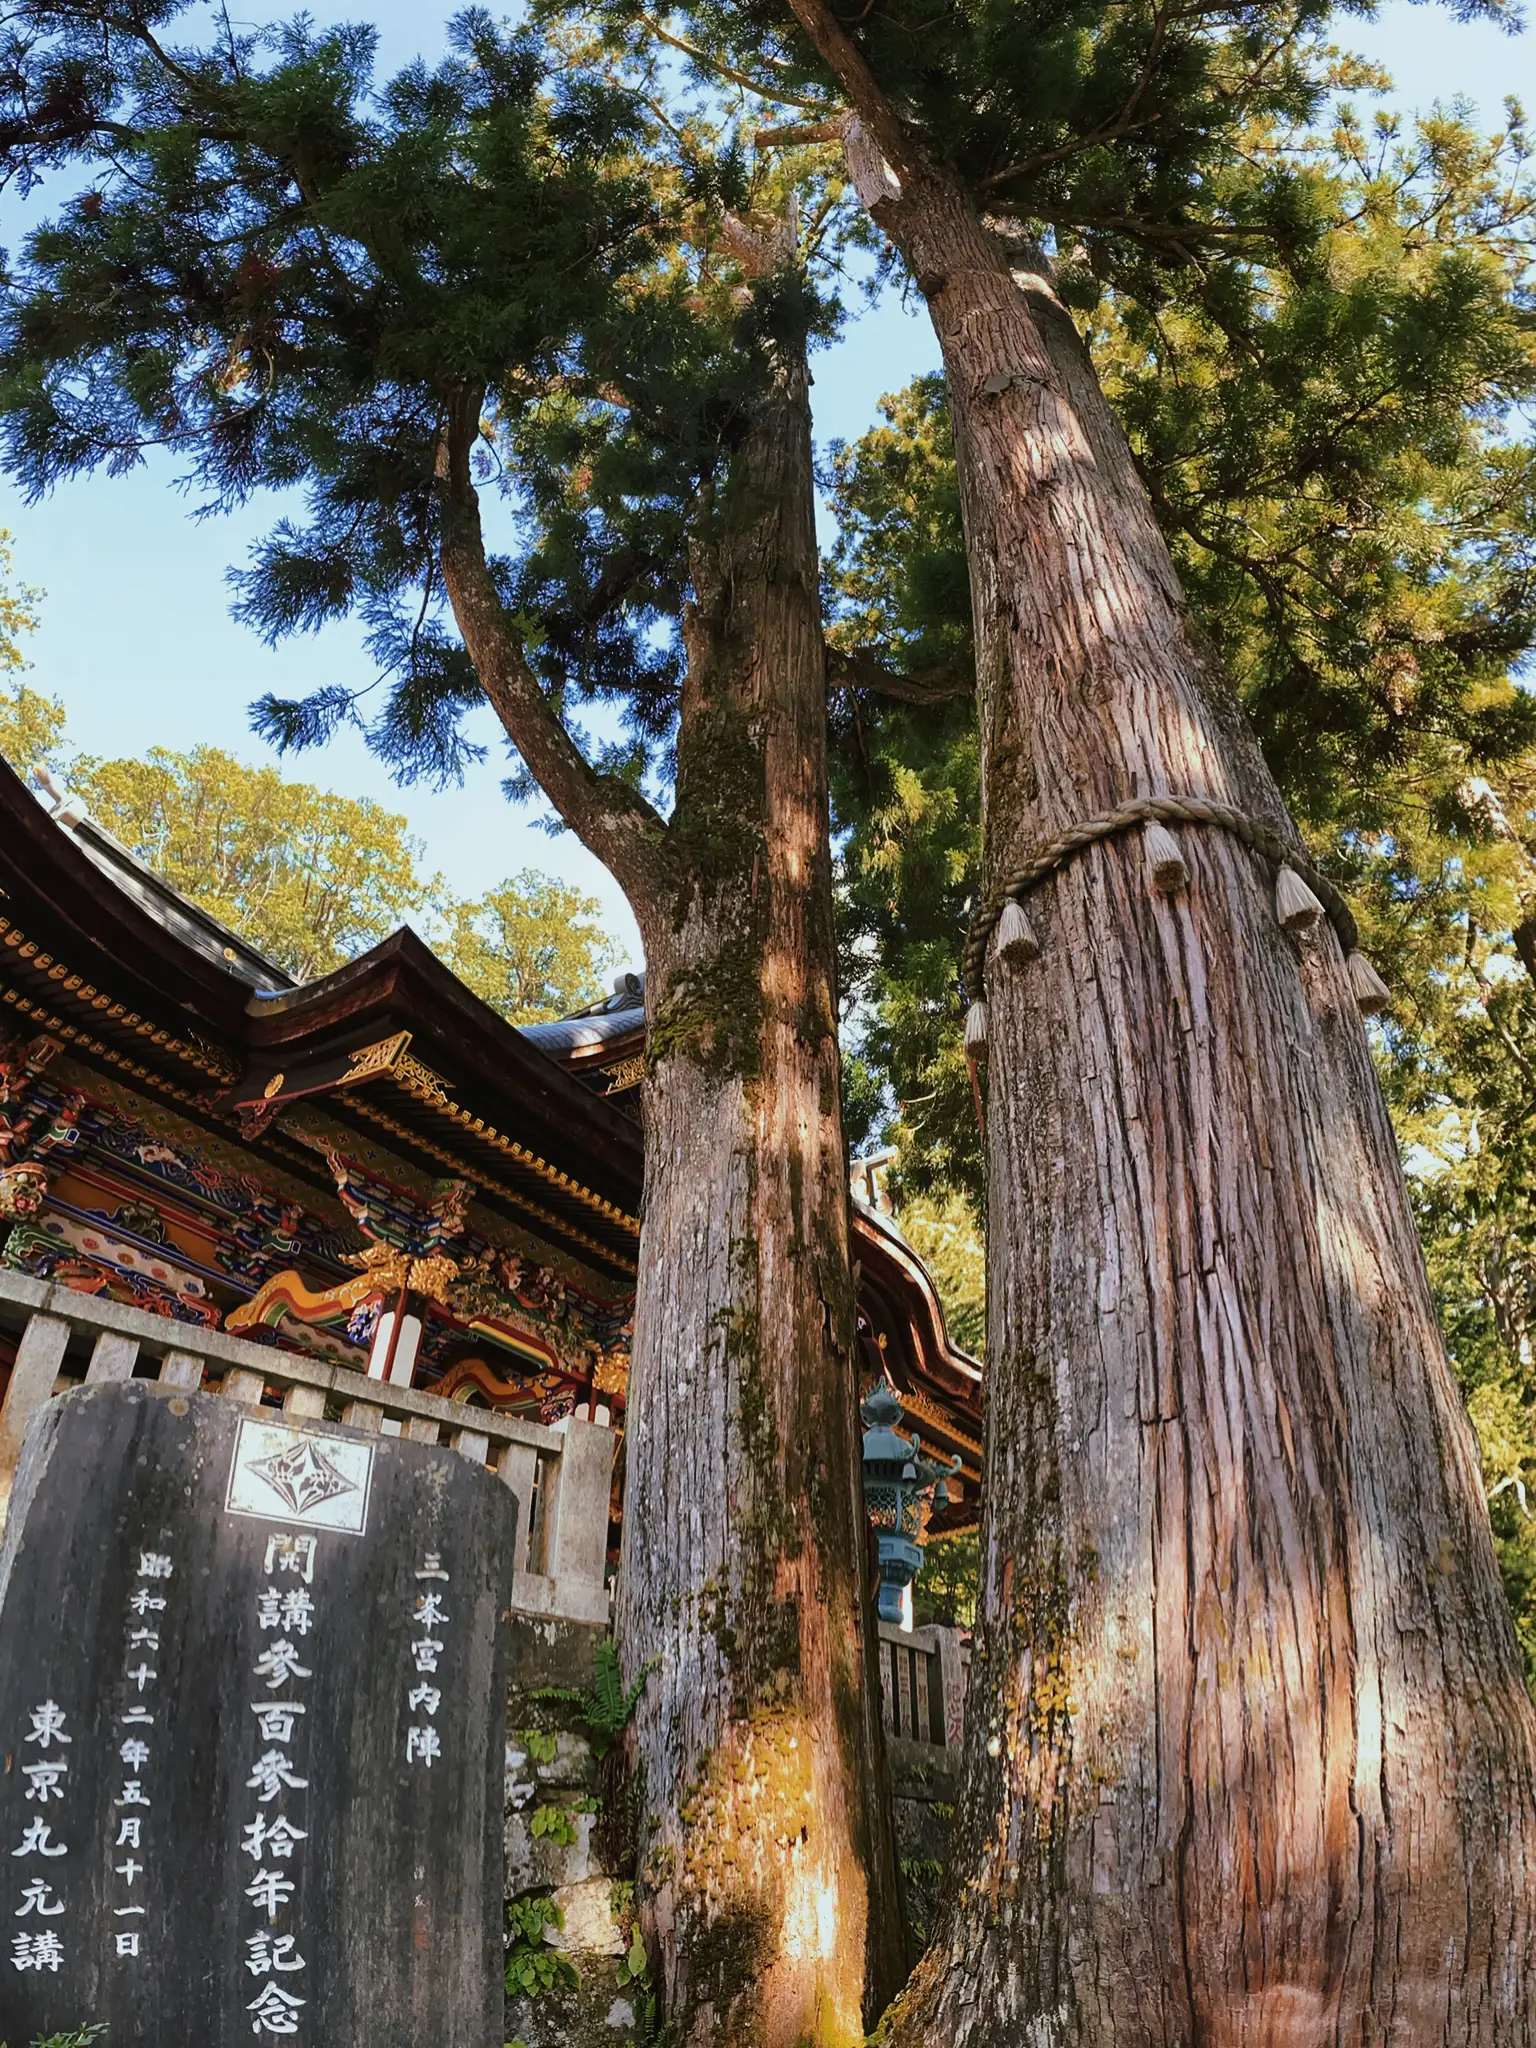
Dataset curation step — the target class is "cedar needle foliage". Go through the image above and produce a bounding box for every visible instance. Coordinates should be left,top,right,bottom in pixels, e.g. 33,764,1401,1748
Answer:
0,3,804,804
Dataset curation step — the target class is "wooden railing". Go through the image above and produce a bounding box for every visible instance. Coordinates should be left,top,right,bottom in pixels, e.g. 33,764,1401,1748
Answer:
877,1618,969,1750
0,1270,614,1625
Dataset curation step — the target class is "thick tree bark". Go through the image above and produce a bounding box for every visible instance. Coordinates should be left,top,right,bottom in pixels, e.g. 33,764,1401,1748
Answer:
440,313,903,2041
611,332,905,2043
843,144,1536,2048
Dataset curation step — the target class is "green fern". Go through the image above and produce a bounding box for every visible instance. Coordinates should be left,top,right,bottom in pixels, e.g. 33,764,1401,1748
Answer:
535,1641,657,1759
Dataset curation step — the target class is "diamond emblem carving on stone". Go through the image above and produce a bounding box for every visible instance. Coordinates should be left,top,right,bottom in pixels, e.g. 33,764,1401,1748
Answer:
246,1439,359,1519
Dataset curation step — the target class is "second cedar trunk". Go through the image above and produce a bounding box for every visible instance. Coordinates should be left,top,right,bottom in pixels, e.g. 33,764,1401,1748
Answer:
614,323,905,2046
876,170,1536,2046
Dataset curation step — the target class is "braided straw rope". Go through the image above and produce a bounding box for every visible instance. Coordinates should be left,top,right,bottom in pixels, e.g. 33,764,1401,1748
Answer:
961,794,1359,1002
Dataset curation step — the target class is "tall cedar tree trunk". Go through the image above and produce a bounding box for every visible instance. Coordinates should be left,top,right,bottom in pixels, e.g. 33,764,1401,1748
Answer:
615,327,904,2046
618,327,909,2039
837,144,1536,2045
440,319,903,2043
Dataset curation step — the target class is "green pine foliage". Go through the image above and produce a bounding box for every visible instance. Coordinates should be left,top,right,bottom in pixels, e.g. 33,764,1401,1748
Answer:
1093,106,1536,829
827,376,981,1202
585,0,1509,353
0,7,655,781
0,5,841,815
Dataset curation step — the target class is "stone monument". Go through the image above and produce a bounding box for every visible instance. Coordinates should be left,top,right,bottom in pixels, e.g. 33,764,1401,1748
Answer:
0,1380,515,2045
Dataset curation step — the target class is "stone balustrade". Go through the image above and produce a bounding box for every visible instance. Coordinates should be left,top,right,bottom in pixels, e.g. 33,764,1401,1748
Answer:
877,1616,969,1750
0,1269,615,1625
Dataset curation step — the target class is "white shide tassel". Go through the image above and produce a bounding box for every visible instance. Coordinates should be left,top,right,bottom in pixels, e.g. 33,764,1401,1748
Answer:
1345,950,1391,1015
1144,821,1189,895
963,1000,990,1056
992,897,1040,966
1274,864,1324,932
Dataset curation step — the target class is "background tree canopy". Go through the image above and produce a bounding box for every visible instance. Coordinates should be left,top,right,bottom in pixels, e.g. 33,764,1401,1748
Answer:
0,677,616,1017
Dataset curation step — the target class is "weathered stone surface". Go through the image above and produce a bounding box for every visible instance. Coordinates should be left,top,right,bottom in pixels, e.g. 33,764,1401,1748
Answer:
547,1876,626,1958
505,1807,604,1896
505,1612,608,1697
529,1729,601,1791
0,1381,514,2047
502,1668,637,2046
504,1953,639,2048
889,1737,961,1957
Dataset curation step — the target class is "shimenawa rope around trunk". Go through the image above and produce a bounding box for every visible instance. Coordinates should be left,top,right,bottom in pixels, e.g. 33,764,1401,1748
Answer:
962,790,1384,1032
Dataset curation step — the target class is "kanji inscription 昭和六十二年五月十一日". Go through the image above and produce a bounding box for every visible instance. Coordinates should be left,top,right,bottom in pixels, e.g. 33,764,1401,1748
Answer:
0,1381,515,2046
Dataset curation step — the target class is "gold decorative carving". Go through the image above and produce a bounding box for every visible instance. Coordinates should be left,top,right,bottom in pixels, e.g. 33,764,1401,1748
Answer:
339,1031,412,1086
344,1091,637,1275
601,1056,646,1096
263,1072,286,1100
226,1243,460,1338
895,1382,983,1462
0,915,238,1083
396,1052,450,1110
389,1057,640,1234
0,981,219,1109
343,1239,460,1304
593,1347,631,1396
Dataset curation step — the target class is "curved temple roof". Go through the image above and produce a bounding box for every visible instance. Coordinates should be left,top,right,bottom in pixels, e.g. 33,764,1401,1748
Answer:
0,753,982,1515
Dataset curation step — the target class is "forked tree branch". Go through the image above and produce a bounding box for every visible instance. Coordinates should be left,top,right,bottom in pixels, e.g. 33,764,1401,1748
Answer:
780,0,923,188
434,388,671,916
827,644,970,704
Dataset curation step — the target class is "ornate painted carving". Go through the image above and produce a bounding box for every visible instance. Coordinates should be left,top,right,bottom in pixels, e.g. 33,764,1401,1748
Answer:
0,1161,48,1217
0,1028,83,1193
337,1031,412,1085
227,1238,462,1343
297,1130,469,1258
2,1216,222,1327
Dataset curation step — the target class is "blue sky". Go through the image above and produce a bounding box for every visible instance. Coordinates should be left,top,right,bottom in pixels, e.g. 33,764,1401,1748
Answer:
0,0,1528,972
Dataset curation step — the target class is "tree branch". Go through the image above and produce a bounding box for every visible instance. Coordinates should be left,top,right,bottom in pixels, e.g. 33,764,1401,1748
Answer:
780,0,925,187
1514,909,1536,986
434,390,671,917
826,644,970,703
632,12,828,111
754,120,843,147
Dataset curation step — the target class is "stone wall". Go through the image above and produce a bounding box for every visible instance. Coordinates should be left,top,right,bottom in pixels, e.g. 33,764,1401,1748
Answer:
888,1736,962,1960
500,1616,967,2045
502,1615,647,2048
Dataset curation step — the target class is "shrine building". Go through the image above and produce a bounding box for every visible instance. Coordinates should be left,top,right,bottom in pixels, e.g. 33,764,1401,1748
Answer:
0,753,981,1562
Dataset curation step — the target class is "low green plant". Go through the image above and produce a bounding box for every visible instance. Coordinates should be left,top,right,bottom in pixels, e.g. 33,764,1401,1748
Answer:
529,1802,579,1846
535,1640,656,1759
609,1881,660,2041
3,2031,109,2048
520,1727,559,1766
504,1892,578,2000
617,1926,650,1989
